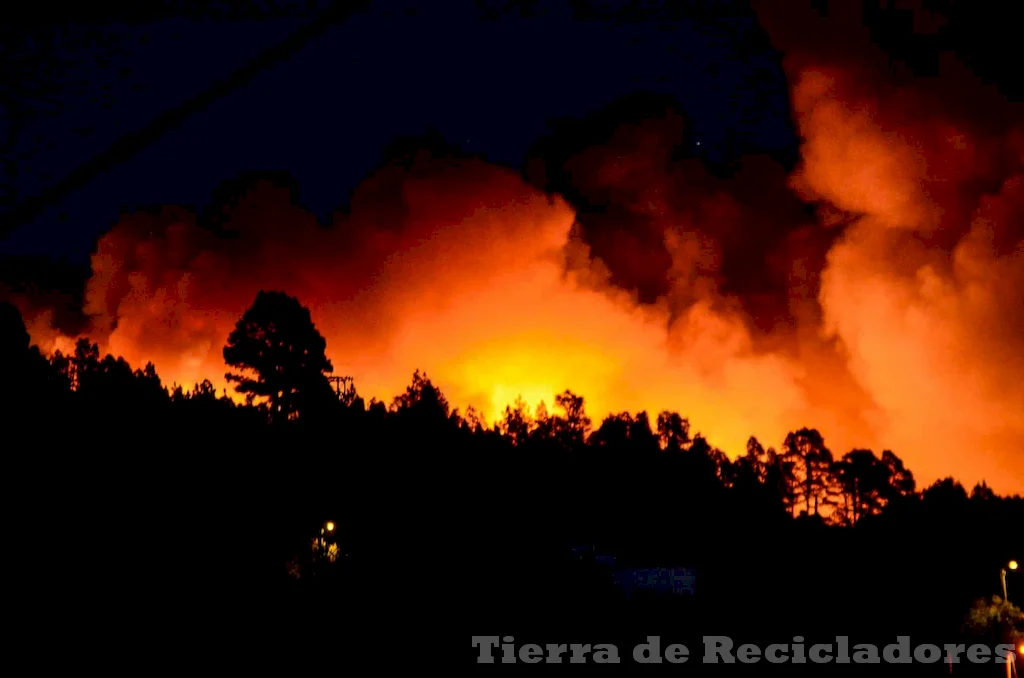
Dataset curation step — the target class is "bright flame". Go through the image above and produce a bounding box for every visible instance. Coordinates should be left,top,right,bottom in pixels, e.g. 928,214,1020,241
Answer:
16,157,1023,495
13,5,1024,496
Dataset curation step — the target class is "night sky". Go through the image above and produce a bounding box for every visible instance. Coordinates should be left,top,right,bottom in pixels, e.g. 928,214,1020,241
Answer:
1,0,794,261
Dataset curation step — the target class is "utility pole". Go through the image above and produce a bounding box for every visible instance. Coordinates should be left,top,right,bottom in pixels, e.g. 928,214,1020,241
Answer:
1003,560,1017,604
327,375,355,403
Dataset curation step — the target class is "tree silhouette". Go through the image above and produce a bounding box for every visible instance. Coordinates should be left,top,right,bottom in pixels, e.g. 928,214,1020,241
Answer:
590,411,633,449
879,450,916,503
656,410,690,452
921,477,969,512
0,301,30,358
501,396,532,446
390,369,449,418
685,434,729,484
783,428,835,517
590,411,659,457
553,389,591,447
532,400,555,440
734,436,767,483
833,449,891,525
223,290,334,423
764,446,798,516
965,596,1023,650
971,481,998,502
0,301,63,409
4,292,1024,655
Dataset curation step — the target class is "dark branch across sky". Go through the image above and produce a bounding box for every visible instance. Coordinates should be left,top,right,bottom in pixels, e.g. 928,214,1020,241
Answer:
0,0,794,260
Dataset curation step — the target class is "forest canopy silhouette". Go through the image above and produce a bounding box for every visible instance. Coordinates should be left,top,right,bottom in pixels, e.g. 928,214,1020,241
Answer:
6,60,1024,493
1,291,1021,657
5,123,1024,494
3,0,1024,665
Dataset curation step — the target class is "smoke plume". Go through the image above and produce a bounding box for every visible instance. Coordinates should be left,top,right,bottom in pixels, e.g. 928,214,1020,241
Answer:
5,1,1023,493
751,0,1024,490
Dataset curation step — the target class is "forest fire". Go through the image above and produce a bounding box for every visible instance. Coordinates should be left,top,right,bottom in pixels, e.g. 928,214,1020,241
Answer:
4,1,1023,495
19,169,816,462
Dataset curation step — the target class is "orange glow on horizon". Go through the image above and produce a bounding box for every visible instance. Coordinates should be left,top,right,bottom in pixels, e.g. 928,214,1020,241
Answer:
20,162,1022,496
13,21,1024,496
19,155,1024,495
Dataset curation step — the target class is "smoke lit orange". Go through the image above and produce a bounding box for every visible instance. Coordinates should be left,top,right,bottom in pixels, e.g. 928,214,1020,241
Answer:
10,1,1024,496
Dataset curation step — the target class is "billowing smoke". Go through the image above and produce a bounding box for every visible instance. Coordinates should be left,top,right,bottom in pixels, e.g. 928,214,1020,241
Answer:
9,145,830,471
523,92,839,339
5,1,1023,493
750,0,1024,489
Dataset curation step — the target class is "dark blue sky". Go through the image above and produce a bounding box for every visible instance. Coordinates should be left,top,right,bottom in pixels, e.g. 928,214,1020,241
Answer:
1,0,795,262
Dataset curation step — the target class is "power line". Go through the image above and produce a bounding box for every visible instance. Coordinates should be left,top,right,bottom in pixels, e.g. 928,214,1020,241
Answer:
0,0,371,239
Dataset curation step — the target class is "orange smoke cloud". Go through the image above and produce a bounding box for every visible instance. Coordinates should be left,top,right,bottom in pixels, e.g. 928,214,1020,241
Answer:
20,148,1023,493
25,158,824,464
754,0,1024,492
12,1,1024,495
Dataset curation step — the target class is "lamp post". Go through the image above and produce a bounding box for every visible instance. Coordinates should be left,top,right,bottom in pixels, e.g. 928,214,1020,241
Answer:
999,561,1019,678
321,521,335,558
1002,560,1019,603
314,521,335,578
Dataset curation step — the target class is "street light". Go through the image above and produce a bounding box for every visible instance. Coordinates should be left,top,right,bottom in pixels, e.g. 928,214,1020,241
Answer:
320,522,335,550
316,521,336,567
326,521,335,533
1002,560,1019,603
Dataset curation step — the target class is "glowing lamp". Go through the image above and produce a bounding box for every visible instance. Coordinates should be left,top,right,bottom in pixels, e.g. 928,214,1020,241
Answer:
1010,560,1019,571
325,521,335,532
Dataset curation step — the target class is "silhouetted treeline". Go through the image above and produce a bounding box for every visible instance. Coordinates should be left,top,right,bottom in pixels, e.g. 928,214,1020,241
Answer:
1,298,1020,667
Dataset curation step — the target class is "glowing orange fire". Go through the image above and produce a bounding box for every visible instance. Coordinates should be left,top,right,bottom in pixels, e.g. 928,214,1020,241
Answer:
11,1,1024,495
